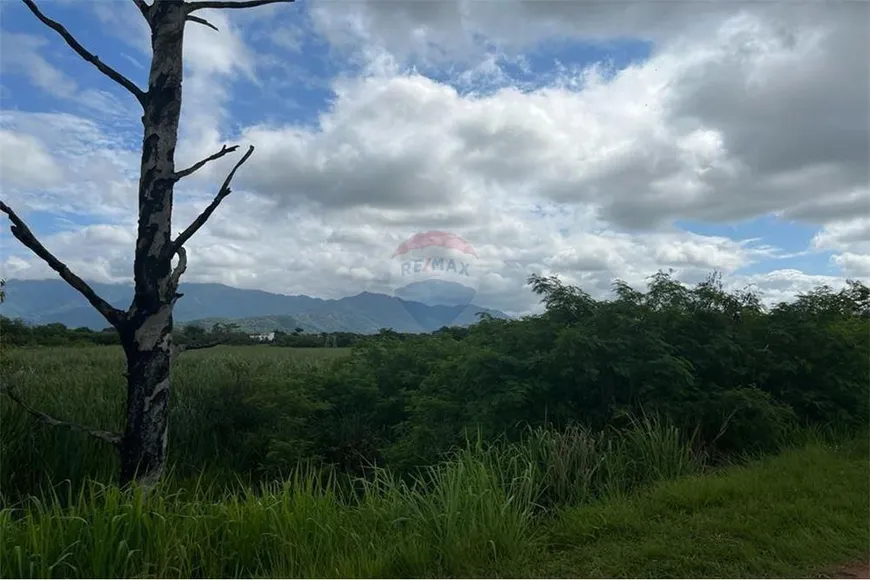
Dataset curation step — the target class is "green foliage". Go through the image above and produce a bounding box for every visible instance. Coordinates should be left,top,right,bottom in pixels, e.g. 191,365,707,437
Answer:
0,455,537,579
0,317,371,349
2,273,867,499
0,317,122,346
1,267,867,578
271,329,364,348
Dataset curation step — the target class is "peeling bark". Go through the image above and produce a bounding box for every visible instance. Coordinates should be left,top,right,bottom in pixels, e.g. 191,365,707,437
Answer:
11,0,291,488
119,0,187,487
119,306,174,485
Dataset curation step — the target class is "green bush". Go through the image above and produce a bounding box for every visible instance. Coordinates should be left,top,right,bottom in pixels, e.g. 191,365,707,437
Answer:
1,273,867,500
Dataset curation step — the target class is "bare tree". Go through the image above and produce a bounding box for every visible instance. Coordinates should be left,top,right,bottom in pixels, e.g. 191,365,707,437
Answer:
0,0,293,487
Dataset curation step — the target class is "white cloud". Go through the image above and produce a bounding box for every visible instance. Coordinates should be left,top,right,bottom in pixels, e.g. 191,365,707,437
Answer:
1,0,866,317
832,254,870,278
1,223,134,284
0,129,64,189
728,269,852,307
236,4,867,231
177,9,260,164
0,32,77,98
812,218,870,278
0,112,138,219
812,218,870,254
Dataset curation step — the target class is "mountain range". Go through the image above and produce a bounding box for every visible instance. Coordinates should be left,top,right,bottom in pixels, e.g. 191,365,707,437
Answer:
0,279,510,334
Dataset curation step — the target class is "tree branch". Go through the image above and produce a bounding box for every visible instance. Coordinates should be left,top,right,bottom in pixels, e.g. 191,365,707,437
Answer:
174,144,239,181
171,340,223,359
187,0,294,12
169,245,187,300
172,145,255,252
186,15,220,32
2,387,122,447
0,201,126,328
131,0,150,20
21,0,147,106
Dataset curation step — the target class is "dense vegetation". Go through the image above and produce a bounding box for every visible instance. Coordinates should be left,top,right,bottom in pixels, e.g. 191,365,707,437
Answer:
0,317,369,349
2,435,866,578
1,271,867,577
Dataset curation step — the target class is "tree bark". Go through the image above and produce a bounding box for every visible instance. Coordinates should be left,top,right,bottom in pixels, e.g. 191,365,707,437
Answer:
120,0,186,487
10,0,283,488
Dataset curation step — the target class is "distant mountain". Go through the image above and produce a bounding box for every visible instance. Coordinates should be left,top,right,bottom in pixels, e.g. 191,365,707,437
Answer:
0,279,510,334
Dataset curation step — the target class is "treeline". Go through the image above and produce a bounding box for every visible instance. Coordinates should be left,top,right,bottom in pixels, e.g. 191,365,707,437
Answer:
219,272,868,475
2,272,868,580
271,329,367,348
0,319,122,346
2,272,868,484
0,318,376,348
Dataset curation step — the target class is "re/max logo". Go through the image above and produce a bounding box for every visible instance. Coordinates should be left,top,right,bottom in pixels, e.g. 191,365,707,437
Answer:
401,257,471,276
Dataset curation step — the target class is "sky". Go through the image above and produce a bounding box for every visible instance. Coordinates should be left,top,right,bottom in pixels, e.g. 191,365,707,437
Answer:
0,0,868,317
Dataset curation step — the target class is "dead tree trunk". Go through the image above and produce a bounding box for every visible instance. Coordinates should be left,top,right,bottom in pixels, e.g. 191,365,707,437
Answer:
119,0,186,487
2,0,293,488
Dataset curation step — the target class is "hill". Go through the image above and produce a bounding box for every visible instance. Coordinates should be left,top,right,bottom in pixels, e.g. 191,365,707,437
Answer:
0,279,510,334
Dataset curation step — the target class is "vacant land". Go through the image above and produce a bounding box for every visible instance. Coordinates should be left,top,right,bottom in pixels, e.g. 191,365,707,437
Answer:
2,276,867,578
1,421,866,578
1,345,353,492
540,439,869,578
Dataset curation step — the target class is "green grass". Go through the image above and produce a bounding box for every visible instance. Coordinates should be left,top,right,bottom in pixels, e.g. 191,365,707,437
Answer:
538,437,870,578
0,448,540,578
1,346,352,497
0,438,865,578
2,346,867,578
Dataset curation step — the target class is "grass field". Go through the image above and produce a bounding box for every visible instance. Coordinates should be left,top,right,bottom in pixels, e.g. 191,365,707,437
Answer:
1,345,352,494
539,437,869,578
1,436,866,578
1,345,867,578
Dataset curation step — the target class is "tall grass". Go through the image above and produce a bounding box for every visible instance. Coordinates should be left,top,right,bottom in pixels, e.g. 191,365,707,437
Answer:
1,346,709,508
1,343,707,578
0,346,344,500
0,449,541,578
2,433,864,578
482,411,704,508
2,346,864,578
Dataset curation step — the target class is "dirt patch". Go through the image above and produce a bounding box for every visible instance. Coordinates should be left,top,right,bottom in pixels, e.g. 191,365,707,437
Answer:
822,559,870,579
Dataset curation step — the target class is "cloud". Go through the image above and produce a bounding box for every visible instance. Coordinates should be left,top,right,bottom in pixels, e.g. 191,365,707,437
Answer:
0,129,64,189
0,32,77,98
1,223,134,285
0,111,138,218
0,31,136,120
812,218,870,253
233,3,867,234
832,253,870,278
0,0,866,317
726,269,851,307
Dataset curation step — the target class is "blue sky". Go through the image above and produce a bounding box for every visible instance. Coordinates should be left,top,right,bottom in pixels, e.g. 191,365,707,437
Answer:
0,0,867,313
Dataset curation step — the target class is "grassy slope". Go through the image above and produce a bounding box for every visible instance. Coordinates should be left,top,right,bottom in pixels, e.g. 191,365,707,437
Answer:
537,438,869,579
